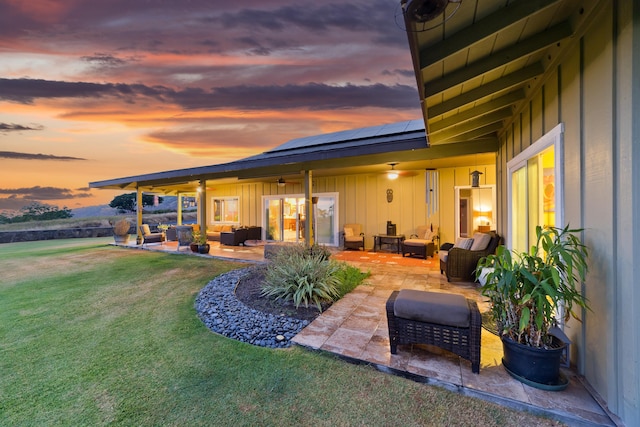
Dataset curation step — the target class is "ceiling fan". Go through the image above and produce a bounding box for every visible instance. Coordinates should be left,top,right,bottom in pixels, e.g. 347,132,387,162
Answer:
401,0,462,30
276,177,298,187
383,163,418,180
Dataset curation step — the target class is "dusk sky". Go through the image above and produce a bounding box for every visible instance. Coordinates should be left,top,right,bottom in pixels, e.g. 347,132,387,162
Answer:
0,0,421,212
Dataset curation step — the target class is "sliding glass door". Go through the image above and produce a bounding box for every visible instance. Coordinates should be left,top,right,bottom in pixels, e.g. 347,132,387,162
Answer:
263,193,338,246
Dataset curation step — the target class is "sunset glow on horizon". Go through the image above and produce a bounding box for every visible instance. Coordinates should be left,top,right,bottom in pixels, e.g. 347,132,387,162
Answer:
0,0,421,212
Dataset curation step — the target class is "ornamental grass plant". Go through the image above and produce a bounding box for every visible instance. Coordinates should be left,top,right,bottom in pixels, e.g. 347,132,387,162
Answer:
262,244,344,311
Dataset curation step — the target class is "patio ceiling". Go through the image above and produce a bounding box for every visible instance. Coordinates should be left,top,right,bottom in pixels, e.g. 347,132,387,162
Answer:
402,0,590,143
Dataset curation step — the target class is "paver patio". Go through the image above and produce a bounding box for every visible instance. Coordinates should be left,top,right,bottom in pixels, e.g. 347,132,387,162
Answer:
123,240,618,426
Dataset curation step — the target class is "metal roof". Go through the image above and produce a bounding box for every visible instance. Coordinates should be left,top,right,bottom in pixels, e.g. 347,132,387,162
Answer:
267,119,426,153
90,119,491,193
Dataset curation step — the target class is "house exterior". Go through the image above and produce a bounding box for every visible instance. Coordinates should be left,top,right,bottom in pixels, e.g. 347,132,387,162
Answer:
90,120,497,249
400,0,639,424
90,0,639,423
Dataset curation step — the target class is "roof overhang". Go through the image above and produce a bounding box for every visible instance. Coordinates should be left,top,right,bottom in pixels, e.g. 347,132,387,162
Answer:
400,0,599,143
90,119,497,194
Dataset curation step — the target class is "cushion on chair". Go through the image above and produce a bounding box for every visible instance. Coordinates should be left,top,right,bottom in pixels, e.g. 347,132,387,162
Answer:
344,227,354,237
438,250,448,262
454,237,474,250
470,232,492,251
393,289,470,328
403,239,427,247
141,224,152,235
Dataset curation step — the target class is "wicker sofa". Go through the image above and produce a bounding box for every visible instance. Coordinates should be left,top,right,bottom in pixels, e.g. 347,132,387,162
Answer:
439,231,501,282
206,224,234,241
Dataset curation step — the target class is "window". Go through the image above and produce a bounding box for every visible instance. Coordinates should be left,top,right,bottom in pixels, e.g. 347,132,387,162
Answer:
507,123,564,252
212,197,239,223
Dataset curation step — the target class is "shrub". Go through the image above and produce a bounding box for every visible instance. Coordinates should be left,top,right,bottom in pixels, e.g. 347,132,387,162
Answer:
333,264,370,298
262,244,342,312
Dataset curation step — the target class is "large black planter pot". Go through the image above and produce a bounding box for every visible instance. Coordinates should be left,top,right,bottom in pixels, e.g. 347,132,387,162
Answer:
501,336,569,391
197,244,210,254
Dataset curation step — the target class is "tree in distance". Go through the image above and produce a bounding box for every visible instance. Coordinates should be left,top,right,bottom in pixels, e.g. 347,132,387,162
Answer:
109,193,163,213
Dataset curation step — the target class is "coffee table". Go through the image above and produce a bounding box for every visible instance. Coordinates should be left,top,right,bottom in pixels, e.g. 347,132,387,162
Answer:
373,234,405,253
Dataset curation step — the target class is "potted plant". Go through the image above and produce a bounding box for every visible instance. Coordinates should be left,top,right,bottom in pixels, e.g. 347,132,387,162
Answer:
476,224,589,389
112,218,131,244
192,231,210,254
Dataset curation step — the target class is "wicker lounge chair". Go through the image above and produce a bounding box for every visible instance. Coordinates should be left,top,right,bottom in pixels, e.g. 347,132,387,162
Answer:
176,226,193,251
401,225,437,259
139,224,165,247
342,223,365,250
439,232,501,282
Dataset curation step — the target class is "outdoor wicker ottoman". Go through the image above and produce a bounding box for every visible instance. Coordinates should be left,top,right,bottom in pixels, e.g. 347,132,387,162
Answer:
386,289,481,374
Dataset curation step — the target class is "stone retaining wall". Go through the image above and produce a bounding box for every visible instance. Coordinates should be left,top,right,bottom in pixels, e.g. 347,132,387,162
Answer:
0,226,134,244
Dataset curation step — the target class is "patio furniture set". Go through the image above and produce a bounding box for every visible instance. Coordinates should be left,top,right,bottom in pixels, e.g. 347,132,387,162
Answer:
341,223,439,259
386,230,501,374
139,224,262,250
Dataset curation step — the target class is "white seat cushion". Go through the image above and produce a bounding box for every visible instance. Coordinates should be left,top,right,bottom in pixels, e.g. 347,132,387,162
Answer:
439,250,448,262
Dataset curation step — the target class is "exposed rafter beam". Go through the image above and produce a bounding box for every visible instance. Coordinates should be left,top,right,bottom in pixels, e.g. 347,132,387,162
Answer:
421,0,563,67
431,122,505,145
428,90,523,133
424,21,572,97
429,108,512,141
424,137,499,155
427,62,544,117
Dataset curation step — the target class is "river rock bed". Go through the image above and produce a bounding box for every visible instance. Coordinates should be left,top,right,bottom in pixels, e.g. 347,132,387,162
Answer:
195,268,310,348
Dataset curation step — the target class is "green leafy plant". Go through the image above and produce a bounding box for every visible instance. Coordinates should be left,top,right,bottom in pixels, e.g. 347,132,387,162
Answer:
262,244,342,311
333,264,370,297
476,225,589,348
192,231,207,245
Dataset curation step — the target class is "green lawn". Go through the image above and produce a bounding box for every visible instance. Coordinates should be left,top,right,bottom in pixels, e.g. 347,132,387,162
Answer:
0,239,562,426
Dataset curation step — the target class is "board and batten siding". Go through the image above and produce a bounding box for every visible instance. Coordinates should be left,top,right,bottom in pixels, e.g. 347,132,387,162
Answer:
496,1,639,423
204,163,495,250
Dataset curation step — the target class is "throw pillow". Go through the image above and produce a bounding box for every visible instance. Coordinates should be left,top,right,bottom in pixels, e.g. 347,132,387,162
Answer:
470,233,492,251
344,227,354,237
423,230,434,241
454,237,474,250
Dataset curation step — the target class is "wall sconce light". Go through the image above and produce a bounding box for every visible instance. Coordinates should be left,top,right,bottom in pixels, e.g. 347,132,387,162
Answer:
387,163,399,180
470,170,483,188
277,177,286,187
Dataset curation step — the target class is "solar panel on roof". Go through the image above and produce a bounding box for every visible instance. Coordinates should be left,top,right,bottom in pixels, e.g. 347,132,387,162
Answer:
268,119,425,153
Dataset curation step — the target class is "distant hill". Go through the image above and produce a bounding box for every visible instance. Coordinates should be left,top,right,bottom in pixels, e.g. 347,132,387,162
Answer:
71,205,118,218
71,196,181,218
